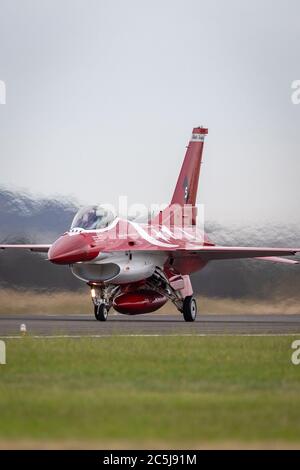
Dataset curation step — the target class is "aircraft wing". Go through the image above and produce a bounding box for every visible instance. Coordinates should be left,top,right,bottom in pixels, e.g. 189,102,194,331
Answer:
0,244,51,253
175,246,299,263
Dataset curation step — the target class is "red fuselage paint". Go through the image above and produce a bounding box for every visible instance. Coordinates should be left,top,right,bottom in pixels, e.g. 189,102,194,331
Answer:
48,233,100,264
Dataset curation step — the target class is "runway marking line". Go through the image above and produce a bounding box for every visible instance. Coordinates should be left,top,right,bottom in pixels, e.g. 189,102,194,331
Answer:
1,333,300,339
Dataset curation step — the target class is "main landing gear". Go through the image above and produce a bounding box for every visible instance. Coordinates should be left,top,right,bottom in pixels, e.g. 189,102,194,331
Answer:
182,296,197,322
145,270,198,322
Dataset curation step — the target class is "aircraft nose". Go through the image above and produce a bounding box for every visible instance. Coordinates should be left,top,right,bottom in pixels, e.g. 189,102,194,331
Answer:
48,233,99,265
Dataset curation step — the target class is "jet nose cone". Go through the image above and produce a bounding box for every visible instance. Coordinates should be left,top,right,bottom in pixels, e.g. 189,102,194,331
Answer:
48,233,99,265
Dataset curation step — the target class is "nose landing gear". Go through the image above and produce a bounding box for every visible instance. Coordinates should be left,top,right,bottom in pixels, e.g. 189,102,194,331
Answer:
90,285,120,321
94,303,109,321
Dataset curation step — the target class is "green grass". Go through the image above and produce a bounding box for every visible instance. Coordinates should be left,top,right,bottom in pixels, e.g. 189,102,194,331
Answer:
0,336,300,447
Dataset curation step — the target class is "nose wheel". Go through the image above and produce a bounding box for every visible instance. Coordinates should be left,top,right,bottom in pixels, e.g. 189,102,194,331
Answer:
94,304,109,321
182,296,197,322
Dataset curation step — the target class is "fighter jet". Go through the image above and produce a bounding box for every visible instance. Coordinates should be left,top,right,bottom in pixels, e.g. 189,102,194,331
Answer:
1,127,299,321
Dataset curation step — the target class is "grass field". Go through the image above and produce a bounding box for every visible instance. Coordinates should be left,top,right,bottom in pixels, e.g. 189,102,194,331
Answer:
0,336,300,449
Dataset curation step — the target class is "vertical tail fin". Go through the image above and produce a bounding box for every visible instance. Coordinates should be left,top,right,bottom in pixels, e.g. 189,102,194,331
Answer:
150,126,208,227
171,126,208,207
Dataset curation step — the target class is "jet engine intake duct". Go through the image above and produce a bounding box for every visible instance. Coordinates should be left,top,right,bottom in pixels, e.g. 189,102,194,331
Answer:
71,263,120,282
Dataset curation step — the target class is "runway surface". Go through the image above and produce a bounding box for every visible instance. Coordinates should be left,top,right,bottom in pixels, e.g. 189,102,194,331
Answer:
1,313,300,337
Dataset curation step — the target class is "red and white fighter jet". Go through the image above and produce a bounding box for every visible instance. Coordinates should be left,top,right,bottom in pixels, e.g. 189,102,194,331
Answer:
1,127,299,321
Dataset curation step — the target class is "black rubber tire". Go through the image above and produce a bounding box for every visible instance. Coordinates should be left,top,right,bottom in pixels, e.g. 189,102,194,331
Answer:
182,296,197,322
94,304,108,321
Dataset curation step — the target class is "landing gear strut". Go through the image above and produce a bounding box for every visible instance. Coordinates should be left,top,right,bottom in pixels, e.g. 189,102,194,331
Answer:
182,296,197,322
90,285,120,322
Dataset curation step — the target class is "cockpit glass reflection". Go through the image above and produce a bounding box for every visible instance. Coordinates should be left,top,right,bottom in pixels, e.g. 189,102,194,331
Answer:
71,205,116,230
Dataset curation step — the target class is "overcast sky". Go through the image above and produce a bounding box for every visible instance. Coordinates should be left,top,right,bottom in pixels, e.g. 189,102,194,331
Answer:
0,0,299,224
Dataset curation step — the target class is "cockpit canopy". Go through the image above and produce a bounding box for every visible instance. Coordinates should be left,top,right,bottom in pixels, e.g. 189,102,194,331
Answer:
71,205,116,231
